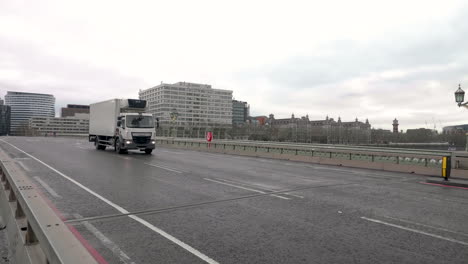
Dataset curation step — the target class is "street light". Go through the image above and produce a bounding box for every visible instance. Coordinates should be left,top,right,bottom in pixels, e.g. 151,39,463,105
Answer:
454,84,468,152
170,109,178,137
455,84,467,108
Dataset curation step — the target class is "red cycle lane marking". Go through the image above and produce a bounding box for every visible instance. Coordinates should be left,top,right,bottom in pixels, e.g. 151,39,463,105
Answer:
36,187,109,264
420,182,468,190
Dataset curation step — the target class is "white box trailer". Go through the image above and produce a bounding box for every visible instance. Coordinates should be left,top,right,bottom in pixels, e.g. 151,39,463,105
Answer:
89,99,120,137
89,99,158,154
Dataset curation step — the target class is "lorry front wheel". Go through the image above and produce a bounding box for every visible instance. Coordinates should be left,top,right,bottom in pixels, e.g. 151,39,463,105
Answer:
144,149,153,154
115,139,127,154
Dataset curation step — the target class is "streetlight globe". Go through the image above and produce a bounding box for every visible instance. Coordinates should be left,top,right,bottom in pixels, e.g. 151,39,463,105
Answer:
455,84,465,104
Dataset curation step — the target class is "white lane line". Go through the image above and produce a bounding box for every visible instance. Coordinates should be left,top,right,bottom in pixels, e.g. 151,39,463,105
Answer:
144,163,183,174
0,139,219,264
361,216,468,247
127,215,218,264
33,176,62,198
16,160,31,171
204,178,290,200
217,178,304,199
74,214,136,264
383,216,468,238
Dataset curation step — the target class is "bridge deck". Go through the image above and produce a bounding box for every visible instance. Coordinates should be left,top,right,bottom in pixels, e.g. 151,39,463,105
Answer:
0,137,467,264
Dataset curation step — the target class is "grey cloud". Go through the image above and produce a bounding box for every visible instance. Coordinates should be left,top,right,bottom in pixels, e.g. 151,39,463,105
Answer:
0,37,148,115
244,6,468,91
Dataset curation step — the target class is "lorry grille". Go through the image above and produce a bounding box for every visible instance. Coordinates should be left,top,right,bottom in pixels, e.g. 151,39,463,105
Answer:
133,136,151,145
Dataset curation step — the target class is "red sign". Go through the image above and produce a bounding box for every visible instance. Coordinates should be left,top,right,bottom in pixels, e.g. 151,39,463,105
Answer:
206,131,213,142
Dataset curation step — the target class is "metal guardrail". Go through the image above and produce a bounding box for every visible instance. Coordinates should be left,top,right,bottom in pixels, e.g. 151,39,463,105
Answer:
0,149,98,264
156,138,448,169
155,138,468,178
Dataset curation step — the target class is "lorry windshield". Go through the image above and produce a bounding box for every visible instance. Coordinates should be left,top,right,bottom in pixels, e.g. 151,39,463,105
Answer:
126,115,154,128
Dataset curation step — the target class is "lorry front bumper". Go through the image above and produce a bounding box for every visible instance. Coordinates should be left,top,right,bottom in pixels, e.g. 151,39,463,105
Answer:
122,140,156,150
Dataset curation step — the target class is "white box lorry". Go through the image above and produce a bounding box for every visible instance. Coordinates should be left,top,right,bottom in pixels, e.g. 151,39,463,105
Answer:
89,99,158,154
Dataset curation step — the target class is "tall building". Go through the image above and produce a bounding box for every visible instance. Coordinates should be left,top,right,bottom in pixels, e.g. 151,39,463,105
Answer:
393,118,399,134
61,104,90,117
5,91,55,135
0,104,11,136
139,82,233,138
232,100,249,125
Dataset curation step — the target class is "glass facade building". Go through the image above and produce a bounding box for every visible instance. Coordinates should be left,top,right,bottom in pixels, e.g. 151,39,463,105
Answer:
5,91,55,135
0,105,11,136
232,100,249,125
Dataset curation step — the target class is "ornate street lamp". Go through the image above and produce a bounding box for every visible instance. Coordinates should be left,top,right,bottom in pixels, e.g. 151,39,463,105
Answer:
454,84,468,151
455,84,467,108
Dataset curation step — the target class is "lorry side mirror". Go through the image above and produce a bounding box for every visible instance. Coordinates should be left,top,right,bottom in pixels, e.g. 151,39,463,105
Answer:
156,118,160,129
117,121,121,127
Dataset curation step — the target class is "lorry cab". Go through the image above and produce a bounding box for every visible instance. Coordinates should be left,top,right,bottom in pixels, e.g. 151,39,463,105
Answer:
116,113,156,154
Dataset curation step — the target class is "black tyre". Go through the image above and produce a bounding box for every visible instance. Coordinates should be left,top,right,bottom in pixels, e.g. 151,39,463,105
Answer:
144,149,153,154
115,139,127,154
95,138,105,150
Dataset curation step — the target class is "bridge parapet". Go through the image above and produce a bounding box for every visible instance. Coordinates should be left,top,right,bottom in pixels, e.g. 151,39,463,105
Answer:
0,149,98,264
156,138,467,179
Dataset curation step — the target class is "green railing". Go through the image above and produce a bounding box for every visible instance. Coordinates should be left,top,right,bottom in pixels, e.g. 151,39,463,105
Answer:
156,138,448,169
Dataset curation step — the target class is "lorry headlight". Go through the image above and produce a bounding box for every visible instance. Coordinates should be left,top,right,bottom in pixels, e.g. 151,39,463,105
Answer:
151,140,156,144
125,140,132,144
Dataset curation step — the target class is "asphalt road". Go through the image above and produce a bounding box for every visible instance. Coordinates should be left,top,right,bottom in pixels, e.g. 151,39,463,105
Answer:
0,136,467,264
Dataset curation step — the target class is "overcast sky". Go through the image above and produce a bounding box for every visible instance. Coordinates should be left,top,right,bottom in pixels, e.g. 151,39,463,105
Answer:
1,0,467,131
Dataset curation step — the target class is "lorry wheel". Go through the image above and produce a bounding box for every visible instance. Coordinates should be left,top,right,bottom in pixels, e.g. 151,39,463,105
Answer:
144,149,153,154
115,139,127,154
95,139,105,150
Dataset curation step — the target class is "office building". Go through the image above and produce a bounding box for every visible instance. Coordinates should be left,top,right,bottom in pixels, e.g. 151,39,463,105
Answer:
5,91,55,135
28,114,89,136
232,100,249,125
61,104,90,117
139,82,233,138
0,104,11,136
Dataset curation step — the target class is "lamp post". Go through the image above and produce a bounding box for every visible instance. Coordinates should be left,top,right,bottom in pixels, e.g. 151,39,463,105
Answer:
170,109,178,137
454,84,468,151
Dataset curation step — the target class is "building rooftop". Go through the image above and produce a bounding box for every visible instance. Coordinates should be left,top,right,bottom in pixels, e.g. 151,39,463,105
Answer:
6,91,54,97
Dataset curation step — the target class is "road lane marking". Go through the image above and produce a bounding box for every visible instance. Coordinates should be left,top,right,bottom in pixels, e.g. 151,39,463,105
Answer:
383,216,468,238
204,178,291,200
14,157,30,160
74,214,136,264
0,139,219,264
33,176,62,198
361,216,468,246
214,178,304,199
144,163,183,174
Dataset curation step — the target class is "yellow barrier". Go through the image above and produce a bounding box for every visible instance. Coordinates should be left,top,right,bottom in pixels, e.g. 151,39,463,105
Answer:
441,156,451,181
